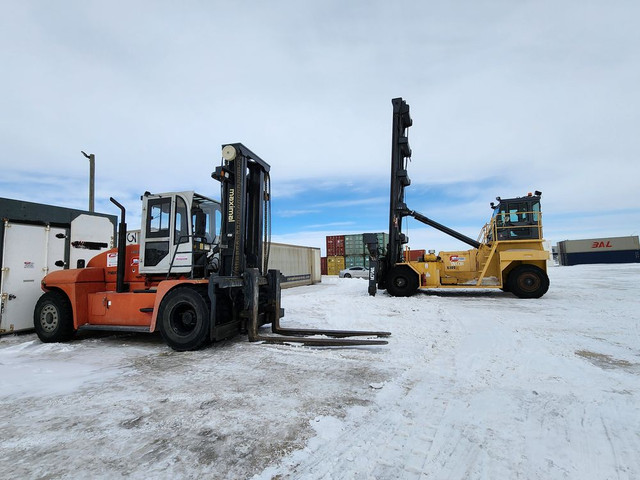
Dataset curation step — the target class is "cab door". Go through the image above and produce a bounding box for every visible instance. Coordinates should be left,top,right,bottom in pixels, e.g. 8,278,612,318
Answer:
138,193,193,275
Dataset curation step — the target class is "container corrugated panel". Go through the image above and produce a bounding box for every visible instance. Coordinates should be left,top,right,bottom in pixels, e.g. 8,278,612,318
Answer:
345,255,366,268
326,256,345,275
267,242,322,288
407,249,426,262
559,236,640,254
326,235,345,257
376,232,389,254
344,234,365,255
321,257,328,275
560,250,640,266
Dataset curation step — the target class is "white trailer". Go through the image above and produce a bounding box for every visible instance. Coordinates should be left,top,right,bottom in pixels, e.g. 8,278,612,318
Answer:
0,198,117,334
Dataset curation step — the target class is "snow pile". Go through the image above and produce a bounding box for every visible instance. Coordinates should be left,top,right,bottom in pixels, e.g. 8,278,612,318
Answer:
1,264,638,479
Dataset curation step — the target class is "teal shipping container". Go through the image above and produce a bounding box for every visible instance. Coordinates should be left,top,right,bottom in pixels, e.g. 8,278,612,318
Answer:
345,255,366,268
344,234,365,255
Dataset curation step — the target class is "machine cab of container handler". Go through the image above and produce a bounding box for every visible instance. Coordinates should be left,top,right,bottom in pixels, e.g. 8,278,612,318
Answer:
489,191,543,242
138,191,222,276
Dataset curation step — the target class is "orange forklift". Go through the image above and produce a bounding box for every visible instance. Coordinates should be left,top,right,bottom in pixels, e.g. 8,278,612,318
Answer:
34,144,389,350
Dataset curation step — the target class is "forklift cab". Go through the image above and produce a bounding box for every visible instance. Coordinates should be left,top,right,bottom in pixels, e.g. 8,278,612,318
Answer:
139,191,221,275
492,192,542,241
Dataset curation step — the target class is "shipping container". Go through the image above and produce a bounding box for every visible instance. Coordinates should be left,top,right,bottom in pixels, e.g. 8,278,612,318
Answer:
362,232,389,255
326,235,345,257
344,234,365,255
345,255,366,268
126,229,141,245
133,232,321,288
557,236,640,266
320,257,328,275
326,256,345,276
406,249,427,262
267,242,321,288
376,232,390,255
0,197,117,334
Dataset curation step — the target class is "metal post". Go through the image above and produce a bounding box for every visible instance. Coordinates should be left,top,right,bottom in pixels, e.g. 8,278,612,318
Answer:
81,151,95,212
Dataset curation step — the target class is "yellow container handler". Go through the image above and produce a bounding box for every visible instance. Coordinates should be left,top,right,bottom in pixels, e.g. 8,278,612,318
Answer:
366,98,550,299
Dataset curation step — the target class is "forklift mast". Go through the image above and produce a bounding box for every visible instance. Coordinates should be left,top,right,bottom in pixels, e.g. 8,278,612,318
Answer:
387,98,413,267
214,143,270,278
367,98,483,296
211,144,390,346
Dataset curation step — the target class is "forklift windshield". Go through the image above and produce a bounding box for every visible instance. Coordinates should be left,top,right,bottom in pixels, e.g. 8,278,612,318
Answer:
191,196,220,244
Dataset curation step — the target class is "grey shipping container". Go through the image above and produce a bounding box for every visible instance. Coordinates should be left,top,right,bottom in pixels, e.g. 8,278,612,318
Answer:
557,236,640,266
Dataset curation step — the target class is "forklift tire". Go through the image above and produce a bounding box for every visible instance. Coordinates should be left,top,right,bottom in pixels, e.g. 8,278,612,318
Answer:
507,265,549,299
386,266,419,297
158,287,210,351
34,291,76,343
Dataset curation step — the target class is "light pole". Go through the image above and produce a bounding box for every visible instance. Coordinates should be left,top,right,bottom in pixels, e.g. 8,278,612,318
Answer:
81,151,95,212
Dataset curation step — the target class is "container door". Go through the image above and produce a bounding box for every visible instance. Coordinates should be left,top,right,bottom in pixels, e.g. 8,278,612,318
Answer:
0,223,66,334
69,214,114,269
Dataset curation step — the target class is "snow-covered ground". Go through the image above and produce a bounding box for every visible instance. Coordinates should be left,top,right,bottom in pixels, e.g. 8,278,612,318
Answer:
1,264,639,479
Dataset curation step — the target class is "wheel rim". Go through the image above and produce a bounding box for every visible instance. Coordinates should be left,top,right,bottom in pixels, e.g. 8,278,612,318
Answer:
40,304,59,333
394,276,407,288
169,302,198,336
517,272,540,292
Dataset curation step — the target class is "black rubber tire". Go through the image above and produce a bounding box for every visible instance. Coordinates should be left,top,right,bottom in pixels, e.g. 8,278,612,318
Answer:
344,273,351,278
158,287,210,351
507,265,549,299
34,291,75,343
386,266,419,297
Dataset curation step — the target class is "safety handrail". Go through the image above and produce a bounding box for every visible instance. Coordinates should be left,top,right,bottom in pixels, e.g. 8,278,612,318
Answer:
166,234,214,279
479,211,543,244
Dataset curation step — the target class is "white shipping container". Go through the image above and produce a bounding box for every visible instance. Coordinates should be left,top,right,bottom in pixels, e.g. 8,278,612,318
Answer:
1,198,116,334
559,236,639,254
267,242,321,288
126,229,141,245
128,235,322,288
0,223,66,334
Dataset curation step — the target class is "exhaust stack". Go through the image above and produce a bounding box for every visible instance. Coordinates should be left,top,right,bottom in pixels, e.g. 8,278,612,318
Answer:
109,197,128,293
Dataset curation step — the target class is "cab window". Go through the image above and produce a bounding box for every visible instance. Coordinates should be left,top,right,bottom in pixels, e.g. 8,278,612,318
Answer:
507,202,529,223
175,197,189,244
194,200,220,243
532,201,540,222
147,198,171,238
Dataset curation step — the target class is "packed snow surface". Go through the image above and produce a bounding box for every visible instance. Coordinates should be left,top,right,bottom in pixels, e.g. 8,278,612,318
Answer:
1,264,639,479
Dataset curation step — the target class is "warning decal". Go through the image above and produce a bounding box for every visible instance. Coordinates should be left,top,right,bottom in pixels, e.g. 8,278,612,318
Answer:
107,253,118,267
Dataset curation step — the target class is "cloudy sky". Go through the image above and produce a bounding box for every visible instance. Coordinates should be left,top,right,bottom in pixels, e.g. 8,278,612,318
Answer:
2,1,638,254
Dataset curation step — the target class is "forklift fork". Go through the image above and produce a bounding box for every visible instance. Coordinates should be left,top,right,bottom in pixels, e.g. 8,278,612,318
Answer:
244,269,390,346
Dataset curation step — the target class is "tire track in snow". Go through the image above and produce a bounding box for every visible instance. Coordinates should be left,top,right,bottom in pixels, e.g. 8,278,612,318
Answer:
255,298,463,479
